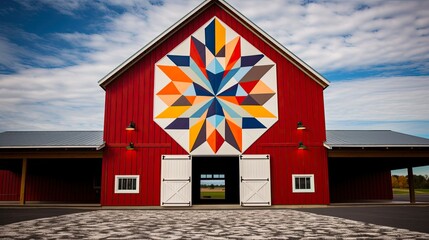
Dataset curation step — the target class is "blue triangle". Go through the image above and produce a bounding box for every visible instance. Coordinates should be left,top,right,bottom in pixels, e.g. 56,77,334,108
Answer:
206,59,216,74
193,83,213,96
214,58,224,74
167,55,190,66
241,54,264,67
236,85,247,96
183,85,196,96
233,66,252,81
218,67,239,92
191,99,213,118
166,118,189,129
206,58,224,74
207,71,224,94
206,115,224,127
218,84,237,97
190,59,213,93
242,118,266,129
214,115,224,127
218,100,241,118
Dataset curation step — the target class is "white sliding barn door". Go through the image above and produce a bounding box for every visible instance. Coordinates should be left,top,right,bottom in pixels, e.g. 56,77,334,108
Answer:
161,155,192,206
240,154,271,206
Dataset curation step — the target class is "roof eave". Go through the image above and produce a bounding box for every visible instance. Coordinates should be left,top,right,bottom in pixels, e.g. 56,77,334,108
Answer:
0,145,104,150
98,0,215,90
216,0,329,89
326,145,429,148
98,0,330,90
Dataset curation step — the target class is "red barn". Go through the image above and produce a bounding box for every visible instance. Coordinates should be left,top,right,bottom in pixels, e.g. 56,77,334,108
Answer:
98,0,330,206
2,0,429,207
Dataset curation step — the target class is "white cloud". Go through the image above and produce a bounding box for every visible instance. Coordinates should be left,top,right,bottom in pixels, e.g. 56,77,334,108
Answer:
15,0,101,16
325,76,429,137
0,36,22,71
231,0,429,72
0,0,199,131
0,64,108,131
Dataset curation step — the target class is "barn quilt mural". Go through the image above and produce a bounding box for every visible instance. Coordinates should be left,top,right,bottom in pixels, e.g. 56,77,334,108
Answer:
154,18,278,155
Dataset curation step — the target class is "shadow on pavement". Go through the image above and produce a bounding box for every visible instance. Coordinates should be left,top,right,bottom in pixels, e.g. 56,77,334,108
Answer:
0,208,96,226
297,205,429,234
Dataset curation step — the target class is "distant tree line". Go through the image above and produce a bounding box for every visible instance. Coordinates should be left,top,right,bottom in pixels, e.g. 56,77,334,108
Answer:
201,184,225,188
392,175,429,189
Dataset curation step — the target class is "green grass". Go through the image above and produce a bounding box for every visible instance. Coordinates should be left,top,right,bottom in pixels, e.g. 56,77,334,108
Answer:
200,191,225,199
393,188,429,195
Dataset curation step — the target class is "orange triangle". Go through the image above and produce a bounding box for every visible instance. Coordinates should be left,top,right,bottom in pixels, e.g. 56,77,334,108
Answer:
158,65,193,82
250,81,274,94
193,96,212,105
226,119,242,151
207,130,224,153
173,81,192,93
207,130,216,153
218,96,239,105
185,96,196,104
157,82,180,95
158,94,181,106
225,37,240,71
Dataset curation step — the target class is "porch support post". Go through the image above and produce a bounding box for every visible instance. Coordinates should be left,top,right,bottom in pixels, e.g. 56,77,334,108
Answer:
407,166,415,204
19,158,27,205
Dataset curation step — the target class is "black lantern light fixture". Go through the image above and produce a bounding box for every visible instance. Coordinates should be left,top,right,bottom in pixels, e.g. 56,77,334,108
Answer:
126,121,136,131
298,142,307,150
297,121,306,130
126,142,135,150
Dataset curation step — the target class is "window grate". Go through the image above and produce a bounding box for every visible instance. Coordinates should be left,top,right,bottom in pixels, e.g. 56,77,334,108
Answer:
292,174,315,193
115,175,139,194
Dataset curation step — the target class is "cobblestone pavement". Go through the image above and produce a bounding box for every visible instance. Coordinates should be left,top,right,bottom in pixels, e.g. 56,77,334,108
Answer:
1,209,429,239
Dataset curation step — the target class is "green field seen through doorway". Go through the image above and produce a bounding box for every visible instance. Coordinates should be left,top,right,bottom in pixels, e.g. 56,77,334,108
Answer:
200,173,226,200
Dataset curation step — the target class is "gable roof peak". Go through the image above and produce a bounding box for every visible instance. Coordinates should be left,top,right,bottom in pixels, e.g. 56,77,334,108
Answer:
98,0,329,89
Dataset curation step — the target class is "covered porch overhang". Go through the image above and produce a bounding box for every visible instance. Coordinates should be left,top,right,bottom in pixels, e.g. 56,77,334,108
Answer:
0,147,104,206
326,145,429,204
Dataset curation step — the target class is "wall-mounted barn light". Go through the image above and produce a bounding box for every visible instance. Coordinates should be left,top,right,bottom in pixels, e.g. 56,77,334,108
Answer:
297,121,306,130
126,142,135,150
126,121,136,131
298,142,307,150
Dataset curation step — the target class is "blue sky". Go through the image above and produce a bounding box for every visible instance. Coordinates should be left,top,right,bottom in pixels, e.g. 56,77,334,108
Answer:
0,0,428,174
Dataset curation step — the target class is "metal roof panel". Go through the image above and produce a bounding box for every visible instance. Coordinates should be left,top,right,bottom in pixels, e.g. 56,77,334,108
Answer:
0,131,104,149
325,130,429,148
3,130,427,149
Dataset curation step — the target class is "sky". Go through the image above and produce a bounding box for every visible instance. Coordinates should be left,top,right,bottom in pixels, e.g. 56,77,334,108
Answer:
0,0,428,173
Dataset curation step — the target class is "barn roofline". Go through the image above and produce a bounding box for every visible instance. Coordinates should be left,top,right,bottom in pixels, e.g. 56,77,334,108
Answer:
98,0,330,90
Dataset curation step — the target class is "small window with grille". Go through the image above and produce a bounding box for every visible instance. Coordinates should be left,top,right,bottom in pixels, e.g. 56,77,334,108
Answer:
115,175,140,194
292,174,315,193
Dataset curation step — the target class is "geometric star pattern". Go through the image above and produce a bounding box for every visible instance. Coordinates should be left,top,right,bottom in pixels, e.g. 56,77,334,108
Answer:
154,18,278,155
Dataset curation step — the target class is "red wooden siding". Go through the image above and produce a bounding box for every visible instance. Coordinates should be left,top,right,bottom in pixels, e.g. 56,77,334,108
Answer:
25,159,101,203
102,4,329,205
329,158,393,202
0,159,21,201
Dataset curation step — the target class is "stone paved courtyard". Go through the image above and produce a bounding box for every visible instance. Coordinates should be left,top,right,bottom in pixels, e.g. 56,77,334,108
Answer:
1,209,429,239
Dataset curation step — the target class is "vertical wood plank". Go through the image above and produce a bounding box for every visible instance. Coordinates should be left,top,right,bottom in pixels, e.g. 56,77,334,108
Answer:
19,158,27,205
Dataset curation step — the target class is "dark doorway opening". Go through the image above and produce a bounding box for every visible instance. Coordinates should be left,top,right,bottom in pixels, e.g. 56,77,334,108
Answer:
26,159,101,203
192,156,239,204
